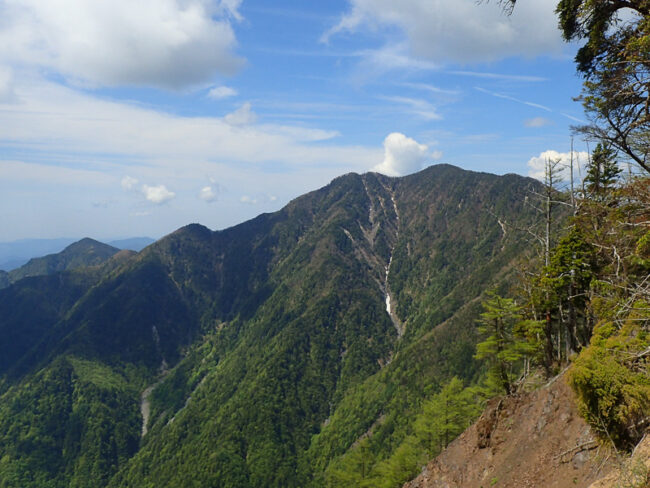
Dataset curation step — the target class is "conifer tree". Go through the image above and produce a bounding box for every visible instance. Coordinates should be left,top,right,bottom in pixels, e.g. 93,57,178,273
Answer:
584,143,622,197
413,377,478,453
475,294,527,395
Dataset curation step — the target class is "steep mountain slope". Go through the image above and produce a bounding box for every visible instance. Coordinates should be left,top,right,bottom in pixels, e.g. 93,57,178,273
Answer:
404,375,616,488
0,248,137,377
0,165,545,488
0,238,79,271
0,238,121,289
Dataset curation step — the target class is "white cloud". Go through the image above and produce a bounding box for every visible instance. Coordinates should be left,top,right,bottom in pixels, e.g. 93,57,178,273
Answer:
208,85,238,100
199,185,218,202
524,117,552,128
142,184,175,204
324,0,564,63
373,132,432,176
527,150,590,181
123,175,179,204
224,102,257,125
240,195,257,204
121,175,139,190
0,0,243,89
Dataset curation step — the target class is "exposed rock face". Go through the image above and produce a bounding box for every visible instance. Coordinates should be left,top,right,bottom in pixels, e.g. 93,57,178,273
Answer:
404,376,616,488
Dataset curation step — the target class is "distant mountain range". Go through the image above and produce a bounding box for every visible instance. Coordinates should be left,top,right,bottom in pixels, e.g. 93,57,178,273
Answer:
0,236,155,271
0,165,546,487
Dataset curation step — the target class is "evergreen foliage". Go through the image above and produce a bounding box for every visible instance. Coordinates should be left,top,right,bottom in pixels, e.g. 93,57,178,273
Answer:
584,143,622,197
569,315,650,449
493,160,650,450
322,377,482,488
0,357,141,488
475,294,528,395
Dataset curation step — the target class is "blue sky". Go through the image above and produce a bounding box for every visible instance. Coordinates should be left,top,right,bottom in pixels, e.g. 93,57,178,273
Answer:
0,0,590,241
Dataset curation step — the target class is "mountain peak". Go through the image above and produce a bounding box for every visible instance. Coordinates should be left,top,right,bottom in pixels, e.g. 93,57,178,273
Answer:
0,166,551,487
64,237,118,253
1,237,121,288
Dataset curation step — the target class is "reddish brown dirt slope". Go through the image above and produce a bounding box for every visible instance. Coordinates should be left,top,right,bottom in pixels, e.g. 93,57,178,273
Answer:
404,375,615,488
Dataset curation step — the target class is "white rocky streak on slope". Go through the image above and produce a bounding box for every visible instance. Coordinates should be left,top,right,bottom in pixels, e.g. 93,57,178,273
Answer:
385,257,393,315
360,178,381,245
140,385,155,437
140,365,168,437
497,218,507,238
383,183,404,338
140,327,169,437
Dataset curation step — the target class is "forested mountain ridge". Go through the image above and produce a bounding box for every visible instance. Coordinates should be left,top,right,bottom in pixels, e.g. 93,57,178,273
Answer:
0,164,547,487
0,238,123,289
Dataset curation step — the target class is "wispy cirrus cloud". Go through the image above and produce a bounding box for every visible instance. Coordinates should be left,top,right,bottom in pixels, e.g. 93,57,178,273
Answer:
448,70,547,83
561,112,586,123
379,95,442,120
0,80,379,170
0,160,113,186
475,87,552,112
399,82,461,97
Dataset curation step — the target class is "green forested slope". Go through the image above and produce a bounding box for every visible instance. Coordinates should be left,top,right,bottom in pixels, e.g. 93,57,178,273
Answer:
0,238,121,289
0,165,545,487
